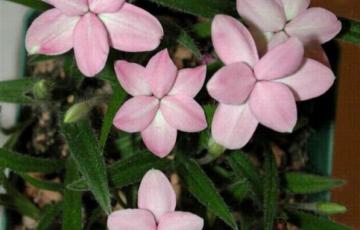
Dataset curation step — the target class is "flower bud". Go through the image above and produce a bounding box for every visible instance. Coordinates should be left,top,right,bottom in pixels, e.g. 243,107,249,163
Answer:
64,102,91,123
208,137,225,158
316,202,347,215
32,79,51,99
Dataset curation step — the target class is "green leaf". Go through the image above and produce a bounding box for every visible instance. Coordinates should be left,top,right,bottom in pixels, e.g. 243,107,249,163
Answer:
109,151,170,188
61,120,111,214
99,84,127,150
0,148,64,173
63,159,82,230
227,179,251,203
36,202,63,230
161,18,202,58
0,78,38,104
193,22,211,38
228,151,263,200
285,172,345,194
0,177,40,220
177,155,238,229
19,173,64,192
149,0,234,18
5,0,49,11
338,18,360,44
263,152,279,230
66,177,89,191
287,210,351,230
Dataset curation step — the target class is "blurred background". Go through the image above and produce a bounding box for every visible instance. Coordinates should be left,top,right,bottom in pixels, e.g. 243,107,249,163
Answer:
0,0,359,228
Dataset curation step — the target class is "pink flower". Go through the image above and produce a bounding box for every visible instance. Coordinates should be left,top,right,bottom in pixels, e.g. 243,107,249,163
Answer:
236,0,341,64
25,0,163,77
207,15,335,149
107,169,204,230
113,49,207,157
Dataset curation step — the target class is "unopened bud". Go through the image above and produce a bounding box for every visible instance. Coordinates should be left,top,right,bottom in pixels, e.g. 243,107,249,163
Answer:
64,102,91,123
32,80,51,99
316,202,347,215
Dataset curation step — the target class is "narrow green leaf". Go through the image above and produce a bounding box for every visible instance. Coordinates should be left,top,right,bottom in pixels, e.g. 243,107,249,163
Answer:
177,156,238,229
285,172,345,194
0,148,64,173
227,179,251,203
263,152,279,230
0,78,38,104
149,0,234,18
67,177,89,191
0,177,40,219
36,202,63,230
338,18,360,44
61,120,111,214
5,0,49,11
63,159,82,230
109,151,170,188
99,84,127,150
19,173,64,192
161,18,202,58
228,151,263,200
287,210,351,230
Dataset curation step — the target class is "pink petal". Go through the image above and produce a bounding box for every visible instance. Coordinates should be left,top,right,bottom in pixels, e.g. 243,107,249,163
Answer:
161,95,207,132
276,58,335,101
207,62,256,105
141,111,177,158
145,49,178,98
211,103,258,149
89,0,125,14
254,38,304,80
267,31,289,50
113,96,159,133
99,3,163,52
285,7,342,44
73,13,109,77
280,0,310,20
114,60,152,96
44,0,88,16
107,209,156,230
158,212,204,230
249,82,297,132
236,0,286,32
138,169,176,221
212,15,259,67
168,66,206,98
25,9,79,55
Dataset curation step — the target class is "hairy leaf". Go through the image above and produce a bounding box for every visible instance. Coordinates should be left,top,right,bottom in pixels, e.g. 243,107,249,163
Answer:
36,202,63,230
338,18,360,44
19,173,64,192
0,78,38,104
285,172,345,194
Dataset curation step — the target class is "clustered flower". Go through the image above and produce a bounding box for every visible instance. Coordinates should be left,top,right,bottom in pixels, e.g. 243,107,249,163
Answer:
25,0,341,228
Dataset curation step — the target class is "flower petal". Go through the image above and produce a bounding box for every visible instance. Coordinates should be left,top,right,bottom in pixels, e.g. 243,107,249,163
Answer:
285,7,342,44
267,31,289,50
168,65,206,97
107,209,156,230
113,96,159,133
114,60,151,96
145,49,178,98
99,3,163,52
212,15,259,67
138,169,176,221
73,13,109,77
89,0,125,14
25,9,79,55
249,82,297,132
276,59,335,101
161,95,207,132
280,0,310,20
211,103,258,149
44,0,88,16
236,0,286,32
254,38,304,80
207,62,256,105
158,212,204,230
141,111,177,158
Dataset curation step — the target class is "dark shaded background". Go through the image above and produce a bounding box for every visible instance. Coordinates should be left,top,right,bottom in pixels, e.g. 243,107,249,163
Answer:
313,0,360,228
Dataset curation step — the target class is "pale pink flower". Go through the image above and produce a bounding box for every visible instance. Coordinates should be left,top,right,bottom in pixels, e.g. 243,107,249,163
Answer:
207,15,335,149
25,0,163,77
236,0,341,63
113,49,207,157
107,169,204,230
